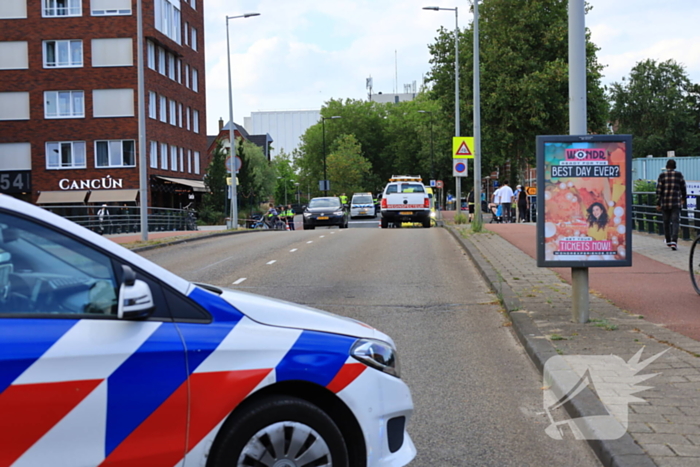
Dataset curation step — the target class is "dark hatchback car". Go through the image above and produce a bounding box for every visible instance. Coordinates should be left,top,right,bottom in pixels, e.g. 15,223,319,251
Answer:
303,197,349,229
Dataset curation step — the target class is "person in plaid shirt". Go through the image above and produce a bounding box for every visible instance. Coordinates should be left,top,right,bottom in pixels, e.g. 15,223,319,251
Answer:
656,158,687,250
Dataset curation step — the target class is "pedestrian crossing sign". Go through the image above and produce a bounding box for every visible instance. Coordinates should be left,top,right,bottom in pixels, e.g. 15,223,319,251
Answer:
453,137,474,159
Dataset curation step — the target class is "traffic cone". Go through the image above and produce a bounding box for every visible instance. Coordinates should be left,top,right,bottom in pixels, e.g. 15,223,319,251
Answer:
286,222,290,231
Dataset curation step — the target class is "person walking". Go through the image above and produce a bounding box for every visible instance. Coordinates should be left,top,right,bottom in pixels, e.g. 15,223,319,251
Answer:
656,158,687,250
467,190,475,223
498,181,514,223
285,205,296,230
97,204,111,235
516,185,529,222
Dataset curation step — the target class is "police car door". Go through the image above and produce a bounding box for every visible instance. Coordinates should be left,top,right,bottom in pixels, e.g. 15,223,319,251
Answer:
0,211,188,466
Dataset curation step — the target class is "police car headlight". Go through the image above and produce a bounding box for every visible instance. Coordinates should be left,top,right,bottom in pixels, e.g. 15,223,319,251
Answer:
351,339,400,378
430,211,436,218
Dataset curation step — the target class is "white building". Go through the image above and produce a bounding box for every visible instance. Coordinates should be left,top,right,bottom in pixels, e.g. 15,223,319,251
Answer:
243,110,320,159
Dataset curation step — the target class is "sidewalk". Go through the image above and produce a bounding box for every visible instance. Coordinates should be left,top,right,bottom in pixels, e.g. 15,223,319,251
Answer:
442,210,700,467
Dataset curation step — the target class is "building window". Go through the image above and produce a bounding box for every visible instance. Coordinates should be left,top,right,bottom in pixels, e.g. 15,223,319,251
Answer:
154,0,181,44
167,52,175,79
170,145,177,171
160,142,168,169
0,0,28,19
178,103,182,127
191,27,197,51
43,0,81,17
184,64,190,88
46,141,86,169
183,22,189,46
192,68,198,92
148,92,156,119
43,40,82,68
169,99,176,125
192,110,199,133
187,149,192,173
176,58,181,83
44,90,84,118
95,140,135,168
150,141,157,168
159,95,166,122
179,147,183,172
147,40,155,69
91,0,130,15
0,41,28,70
157,47,166,75
92,89,134,117
194,151,200,174
91,38,132,67
0,92,30,120
190,0,196,11
185,107,190,130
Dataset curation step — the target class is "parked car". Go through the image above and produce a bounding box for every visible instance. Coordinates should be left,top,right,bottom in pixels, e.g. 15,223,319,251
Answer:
350,192,376,218
0,195,415,466
303,197,349,229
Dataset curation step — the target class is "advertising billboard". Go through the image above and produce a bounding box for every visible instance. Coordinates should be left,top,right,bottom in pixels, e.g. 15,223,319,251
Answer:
536,135,632,268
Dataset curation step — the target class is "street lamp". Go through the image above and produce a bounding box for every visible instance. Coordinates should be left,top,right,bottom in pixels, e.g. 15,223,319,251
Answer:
295,182,300,204
417,110,435,181
321,116,341,196
423,6,460,208
277,177,294,206
472,0,482,225
226,12,260,229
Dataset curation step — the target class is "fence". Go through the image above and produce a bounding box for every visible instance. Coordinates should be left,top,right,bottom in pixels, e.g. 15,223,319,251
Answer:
632,192,700,241
41,205,195,234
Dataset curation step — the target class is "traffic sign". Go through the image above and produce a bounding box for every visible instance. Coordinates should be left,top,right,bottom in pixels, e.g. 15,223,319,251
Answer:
225,156,242,173
436,180,444,189
452,137,474,159
453,158,468,177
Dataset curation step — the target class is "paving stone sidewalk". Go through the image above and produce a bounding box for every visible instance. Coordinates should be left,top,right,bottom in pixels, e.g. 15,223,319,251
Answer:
448,224,700,467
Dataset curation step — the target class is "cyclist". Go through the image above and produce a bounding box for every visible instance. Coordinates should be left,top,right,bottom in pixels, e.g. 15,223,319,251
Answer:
264,203,278,229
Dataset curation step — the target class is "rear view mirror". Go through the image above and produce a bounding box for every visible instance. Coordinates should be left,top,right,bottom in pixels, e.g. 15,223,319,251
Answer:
118,265,155,319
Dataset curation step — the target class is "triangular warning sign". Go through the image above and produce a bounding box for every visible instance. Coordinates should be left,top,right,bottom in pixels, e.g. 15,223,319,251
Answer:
456,141,472,156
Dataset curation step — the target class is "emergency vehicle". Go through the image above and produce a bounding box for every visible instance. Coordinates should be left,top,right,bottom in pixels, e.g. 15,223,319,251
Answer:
0,195,416,467
379,175,431,228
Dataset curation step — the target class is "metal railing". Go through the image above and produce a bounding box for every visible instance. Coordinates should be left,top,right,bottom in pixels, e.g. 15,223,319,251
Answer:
40,205,196,234
632,192,700,241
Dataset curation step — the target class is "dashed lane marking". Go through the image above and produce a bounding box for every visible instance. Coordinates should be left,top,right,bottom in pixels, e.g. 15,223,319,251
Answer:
266,260,277,265
290,248,298,252
233,278,246,285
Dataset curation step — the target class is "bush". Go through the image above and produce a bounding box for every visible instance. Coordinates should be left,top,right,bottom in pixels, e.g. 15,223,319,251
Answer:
197,205,225,225
454,213,468,224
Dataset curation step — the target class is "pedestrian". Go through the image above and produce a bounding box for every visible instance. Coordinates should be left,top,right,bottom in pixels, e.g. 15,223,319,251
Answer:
339,193,348,205
498,181,514,223
656,158,687,250
286,205,296,230
516,185,529,223
467,189,475,223
97,204,111,235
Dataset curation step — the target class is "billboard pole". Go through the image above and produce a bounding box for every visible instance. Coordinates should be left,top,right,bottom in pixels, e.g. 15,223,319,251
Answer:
569,0,588,323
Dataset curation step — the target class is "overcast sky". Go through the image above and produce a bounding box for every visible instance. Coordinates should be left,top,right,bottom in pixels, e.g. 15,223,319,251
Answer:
203,0,700,135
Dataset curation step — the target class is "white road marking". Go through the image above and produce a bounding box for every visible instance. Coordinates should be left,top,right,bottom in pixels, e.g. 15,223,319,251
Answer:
233,278,246,285
307,241,313,244
290,248,298,252
319,235,325,238
266,260,276,265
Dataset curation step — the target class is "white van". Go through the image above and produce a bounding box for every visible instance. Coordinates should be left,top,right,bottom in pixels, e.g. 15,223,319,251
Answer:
350,192,376,218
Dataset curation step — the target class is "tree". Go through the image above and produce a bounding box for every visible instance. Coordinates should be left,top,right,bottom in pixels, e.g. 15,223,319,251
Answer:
326,134,372,195
424,0,609,183
272,151,297,205
236,137,276,216
609,59,700,158
199,140,227,224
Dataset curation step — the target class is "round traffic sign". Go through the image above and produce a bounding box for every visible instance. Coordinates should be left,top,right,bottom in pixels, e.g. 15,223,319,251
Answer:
225,156,242,173
455,162,466,173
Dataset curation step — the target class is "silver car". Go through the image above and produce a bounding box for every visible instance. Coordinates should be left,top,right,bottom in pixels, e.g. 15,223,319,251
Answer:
350,193,376,218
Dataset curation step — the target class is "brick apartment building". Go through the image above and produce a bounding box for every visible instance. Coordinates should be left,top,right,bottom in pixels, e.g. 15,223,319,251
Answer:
0,0,208,213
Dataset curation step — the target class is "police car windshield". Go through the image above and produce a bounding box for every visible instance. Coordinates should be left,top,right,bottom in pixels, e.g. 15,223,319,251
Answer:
309,198,340,208
353,195,372,204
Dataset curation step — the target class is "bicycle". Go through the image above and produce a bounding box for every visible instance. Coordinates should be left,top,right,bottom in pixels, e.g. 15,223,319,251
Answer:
690,236,700,294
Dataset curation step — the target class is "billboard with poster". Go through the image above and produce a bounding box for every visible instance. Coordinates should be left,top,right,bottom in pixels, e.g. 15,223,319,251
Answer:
536,135,632,268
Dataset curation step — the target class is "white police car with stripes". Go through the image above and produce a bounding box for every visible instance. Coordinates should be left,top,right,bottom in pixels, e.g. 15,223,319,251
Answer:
0,195,415,467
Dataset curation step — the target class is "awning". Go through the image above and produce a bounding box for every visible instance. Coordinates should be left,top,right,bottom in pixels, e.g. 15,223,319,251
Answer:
36,190,89,204
156,176,207,192
88,189,139,203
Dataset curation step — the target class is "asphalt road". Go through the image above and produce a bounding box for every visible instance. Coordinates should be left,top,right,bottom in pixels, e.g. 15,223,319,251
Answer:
140,227,602,467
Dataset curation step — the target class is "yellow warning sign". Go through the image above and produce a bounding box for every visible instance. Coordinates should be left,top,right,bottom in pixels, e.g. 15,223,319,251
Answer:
453,137,474,159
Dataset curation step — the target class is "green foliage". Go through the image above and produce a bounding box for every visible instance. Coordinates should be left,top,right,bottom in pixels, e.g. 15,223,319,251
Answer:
454,213,468,224
609,59,700,158
633,179,656,192
326,134,372,195
272,152,298,206
236,138,275,218
200,141,227,224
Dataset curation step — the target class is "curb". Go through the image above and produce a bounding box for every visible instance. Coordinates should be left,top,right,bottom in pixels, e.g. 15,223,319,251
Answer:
127,229,259,253
444,225,657,467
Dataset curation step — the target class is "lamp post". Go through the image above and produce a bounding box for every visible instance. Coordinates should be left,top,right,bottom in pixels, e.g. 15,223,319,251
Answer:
295,182,300,204
226,12,260,229
321,116,341,196
417,110,435,181
423,6,459,207
472,0,482,225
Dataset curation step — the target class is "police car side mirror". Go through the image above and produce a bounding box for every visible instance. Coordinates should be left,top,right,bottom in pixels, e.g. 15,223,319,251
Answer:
118,265,155,319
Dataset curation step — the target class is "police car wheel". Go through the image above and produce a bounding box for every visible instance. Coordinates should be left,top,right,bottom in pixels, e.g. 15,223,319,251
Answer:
209,395,349,467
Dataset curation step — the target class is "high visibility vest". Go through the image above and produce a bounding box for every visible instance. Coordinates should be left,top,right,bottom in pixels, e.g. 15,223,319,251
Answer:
286,210,294,217
339,196,348,204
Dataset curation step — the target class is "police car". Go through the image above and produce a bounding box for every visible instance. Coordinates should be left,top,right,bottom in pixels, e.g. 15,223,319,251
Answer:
0,195,415,466
350,192,376,218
